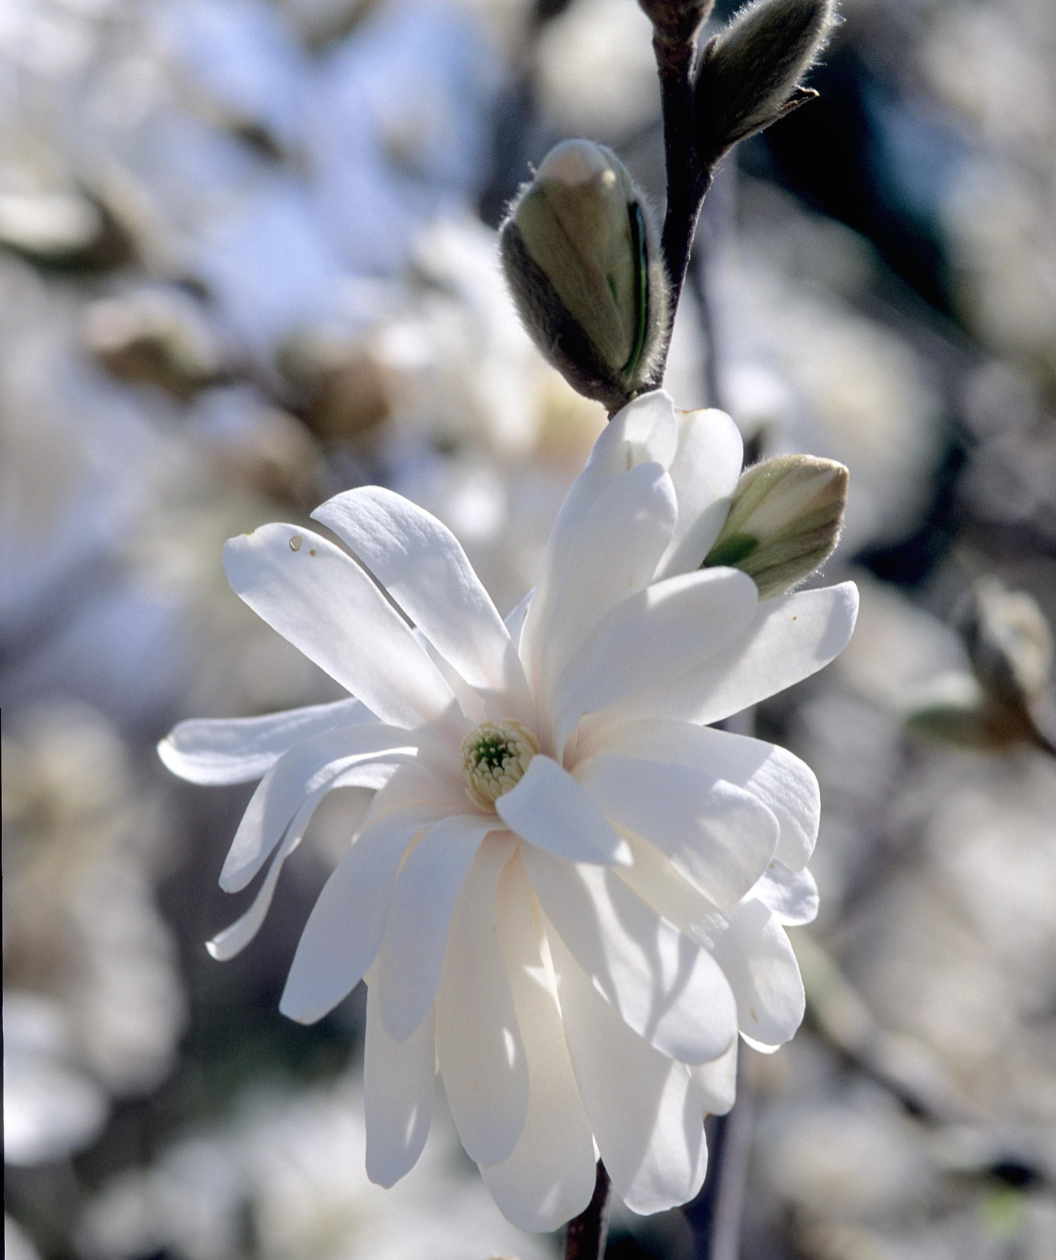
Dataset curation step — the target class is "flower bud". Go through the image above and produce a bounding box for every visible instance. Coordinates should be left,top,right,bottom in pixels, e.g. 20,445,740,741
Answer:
695,0,838,159
499,140,670,413
703,453,848,598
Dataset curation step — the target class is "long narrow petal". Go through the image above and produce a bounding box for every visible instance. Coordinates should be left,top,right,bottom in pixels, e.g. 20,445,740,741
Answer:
278,806,446,1023
656,408,743,580
364,761,467,825
577,753,778,908
480,852,597,1231
521,847,737,1066
522,389,679,689
578,719,818,871
535,464,678,705
709,899,805,1047
207,759,399,962
219,724,414,893
435,833,527,1167
526,463,680,695
614,829,727,950
495,756,631,866
588,583,859,734
313,487,522,698
549,929,709,1215
552,568,759,757
614,830,806,1045
223,523,454,727
749,862,819,926
505,587,533,643
377,812,496,1042
158,699,370,785
560,390,680,523
690,1039,738,1118
363,980,435,1188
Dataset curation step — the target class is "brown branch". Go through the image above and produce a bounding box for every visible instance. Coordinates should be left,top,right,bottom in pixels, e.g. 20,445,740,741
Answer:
564,1161,612,1260
642,25,713,393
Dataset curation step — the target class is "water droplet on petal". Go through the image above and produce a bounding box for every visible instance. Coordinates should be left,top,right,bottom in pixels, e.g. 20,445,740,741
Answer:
289,535,303,552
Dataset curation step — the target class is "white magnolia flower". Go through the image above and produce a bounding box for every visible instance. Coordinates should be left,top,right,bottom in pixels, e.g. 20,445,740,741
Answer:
160,390,858,1231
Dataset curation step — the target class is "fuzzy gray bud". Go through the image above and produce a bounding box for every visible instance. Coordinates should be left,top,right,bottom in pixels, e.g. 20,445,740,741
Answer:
703,453,847,598
696,0,838,158
499,140,670,413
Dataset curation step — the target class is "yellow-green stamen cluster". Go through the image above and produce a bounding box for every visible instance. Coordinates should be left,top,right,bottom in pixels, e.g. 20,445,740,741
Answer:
461,720,540,812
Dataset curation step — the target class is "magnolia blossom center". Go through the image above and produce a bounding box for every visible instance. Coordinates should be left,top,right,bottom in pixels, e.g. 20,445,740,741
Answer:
460,719,540,812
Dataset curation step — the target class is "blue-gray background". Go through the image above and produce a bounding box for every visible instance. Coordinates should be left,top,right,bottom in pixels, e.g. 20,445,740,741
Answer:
3,1,1055,1257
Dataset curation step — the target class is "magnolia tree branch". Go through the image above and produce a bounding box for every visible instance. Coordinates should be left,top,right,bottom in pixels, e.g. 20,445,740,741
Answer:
646,21,713,393
564,1162,612,1260
640,0,835,392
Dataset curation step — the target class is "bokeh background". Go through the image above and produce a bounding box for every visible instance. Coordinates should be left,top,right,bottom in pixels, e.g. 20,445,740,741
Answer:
3,0,1056,1256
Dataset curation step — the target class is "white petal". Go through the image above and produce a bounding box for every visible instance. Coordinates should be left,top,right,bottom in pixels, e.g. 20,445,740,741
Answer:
590,583,859,732
364,980,435,1187
159,699,370,785
579,719,819,871
435,833,527,1167
553,568,759,757
656,408,743,579
207,759,394,962
364,761,466,823
612,835,805,1043
690,1039,738,1118
521,847,736,1065
377,812,496,1042
480,852,597,1231
614,828,727,948
749,862,819,926
555,390,680,523
313,487,523,698
594,390,680,477
278,806,445,1023
549,929,709,1215
536,463,678,707
495,756,632,866
709,899,805,1047
520,391,678,687
524,463,676,695
222,523,454,727
219,724,414,893
576,753,778,908
207,848,287,962
505,587,533,644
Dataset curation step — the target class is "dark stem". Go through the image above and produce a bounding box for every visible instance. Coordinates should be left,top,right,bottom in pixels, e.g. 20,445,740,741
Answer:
642,28,715,393
684,1050,756,1259
564,1161,612,1260
705,1054,755,1260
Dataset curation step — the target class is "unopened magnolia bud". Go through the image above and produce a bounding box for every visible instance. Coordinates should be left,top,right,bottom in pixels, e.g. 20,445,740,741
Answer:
704,453,847,598
696,0,838,158
499,140,670,413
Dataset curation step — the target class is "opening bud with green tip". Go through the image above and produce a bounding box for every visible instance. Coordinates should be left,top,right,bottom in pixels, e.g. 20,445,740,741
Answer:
696,0,839,160
499,139,670,414
703,453,848,598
